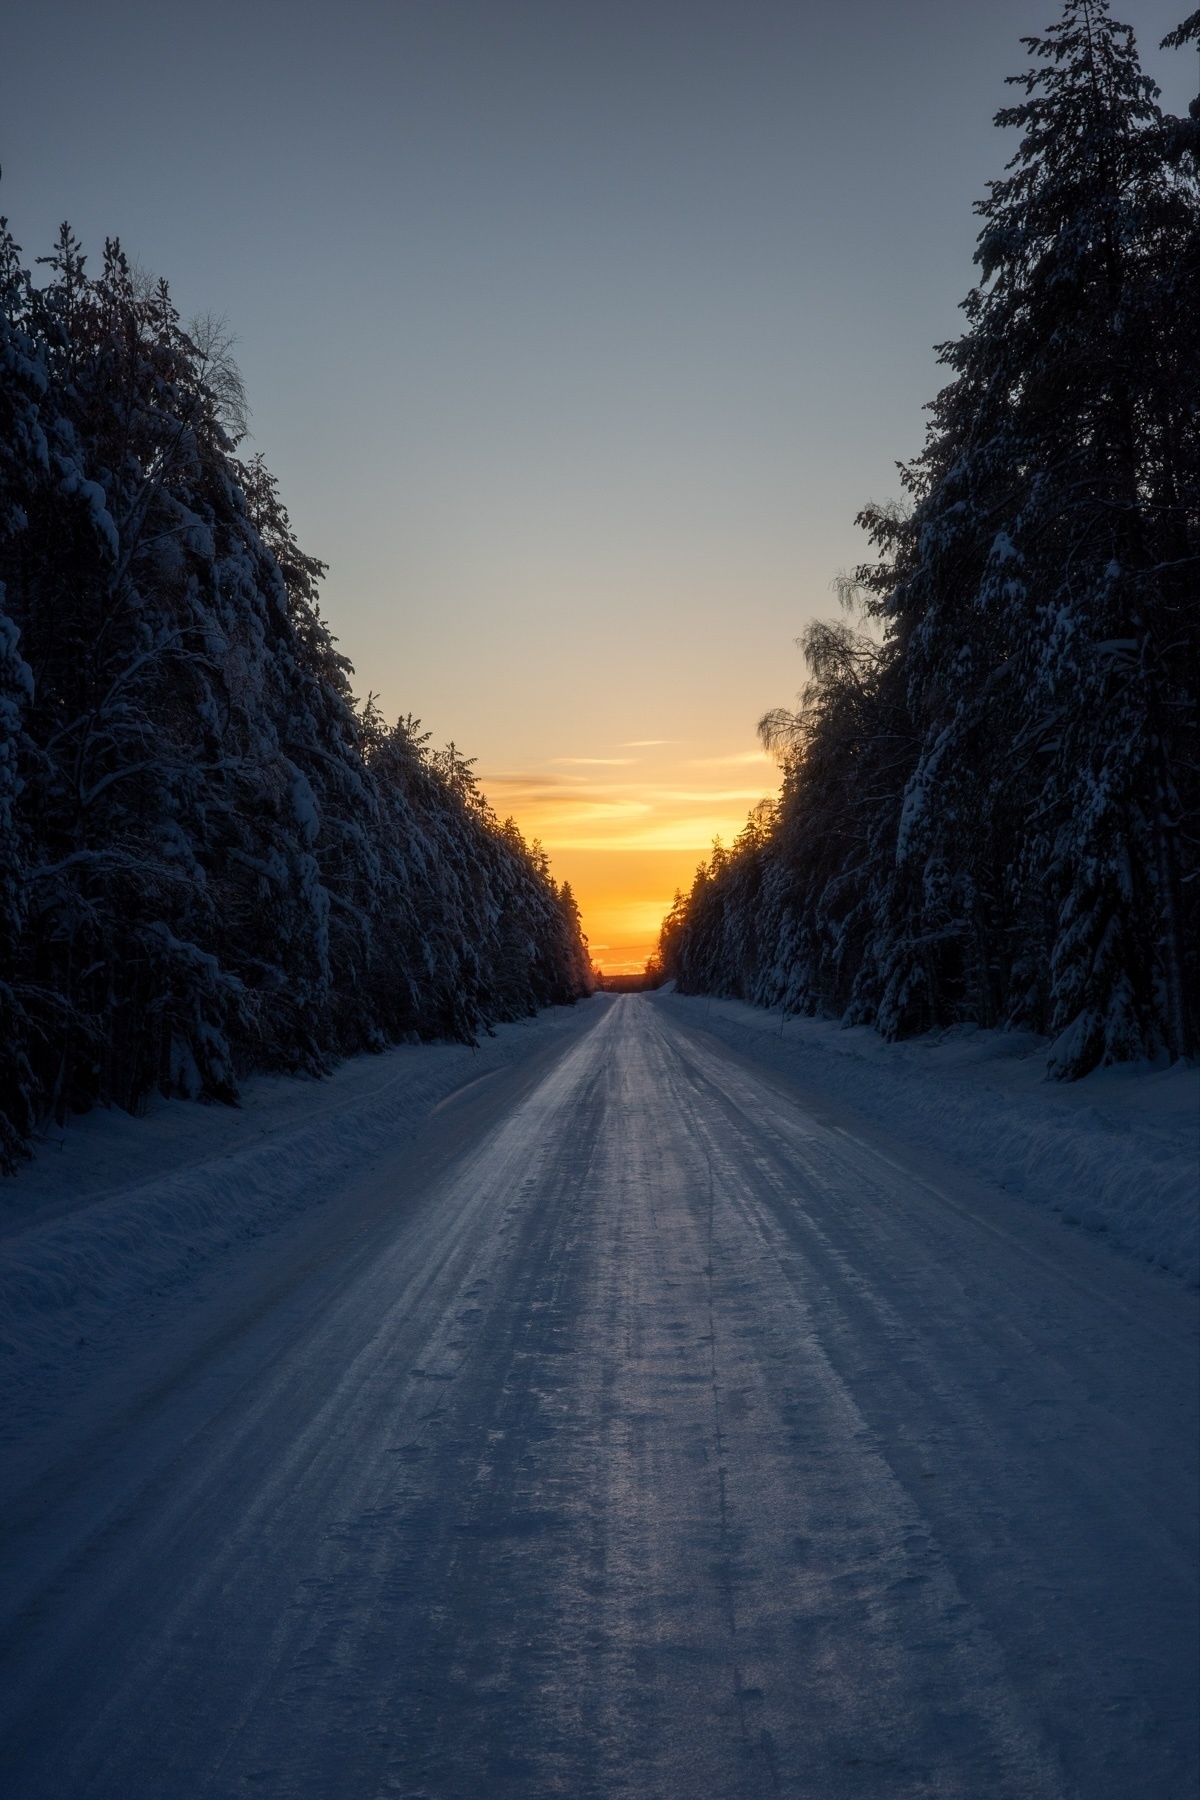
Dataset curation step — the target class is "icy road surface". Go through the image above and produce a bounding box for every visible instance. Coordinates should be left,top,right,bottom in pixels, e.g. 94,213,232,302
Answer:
1,996,1196,1798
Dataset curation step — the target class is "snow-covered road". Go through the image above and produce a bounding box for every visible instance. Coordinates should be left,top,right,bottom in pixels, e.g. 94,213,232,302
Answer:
1,995,1196,1798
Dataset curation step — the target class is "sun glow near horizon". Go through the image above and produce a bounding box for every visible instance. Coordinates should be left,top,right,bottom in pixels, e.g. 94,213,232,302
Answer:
481,741,781,973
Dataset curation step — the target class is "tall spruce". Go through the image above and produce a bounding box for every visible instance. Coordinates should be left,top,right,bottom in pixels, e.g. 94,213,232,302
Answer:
0,221,41,1165
0,224,592,1163
857,0,1200,1071
660,2,1199,1077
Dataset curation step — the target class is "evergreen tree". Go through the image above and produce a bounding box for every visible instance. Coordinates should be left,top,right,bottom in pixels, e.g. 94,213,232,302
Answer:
661,2,1198,1077
867,0,1200,1072
0,220,41,1164
0,221,592,1161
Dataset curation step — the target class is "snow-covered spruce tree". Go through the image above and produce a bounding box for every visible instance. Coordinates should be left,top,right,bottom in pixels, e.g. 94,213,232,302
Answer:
659,615,915,1016
4,229,323,1114
858,0,1200,1073
661,2,1198,1076
653,597,905,1007
657,835,748,998
554,880,595,998
0,226,590,1152
355,721,592,1039
0,221,42,1166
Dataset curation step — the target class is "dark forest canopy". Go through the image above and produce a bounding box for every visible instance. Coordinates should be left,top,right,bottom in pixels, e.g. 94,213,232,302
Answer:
0,223,592,1169
658,2,1199,1079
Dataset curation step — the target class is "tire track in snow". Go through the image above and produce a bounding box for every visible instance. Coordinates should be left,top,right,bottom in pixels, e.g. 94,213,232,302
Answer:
0,996,1194,1797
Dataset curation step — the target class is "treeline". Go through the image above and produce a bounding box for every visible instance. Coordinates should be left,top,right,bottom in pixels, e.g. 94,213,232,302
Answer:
0,222,591,1168
659,3,1199,1079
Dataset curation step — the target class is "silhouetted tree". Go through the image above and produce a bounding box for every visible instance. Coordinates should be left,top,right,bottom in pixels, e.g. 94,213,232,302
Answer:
0,223,591,1160
660,1,1199,1077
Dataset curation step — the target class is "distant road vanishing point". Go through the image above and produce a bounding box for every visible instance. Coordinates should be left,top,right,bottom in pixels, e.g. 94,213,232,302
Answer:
1,995,1196,1797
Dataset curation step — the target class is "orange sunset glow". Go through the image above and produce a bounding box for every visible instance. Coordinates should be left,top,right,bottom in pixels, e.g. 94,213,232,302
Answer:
481,740,781,973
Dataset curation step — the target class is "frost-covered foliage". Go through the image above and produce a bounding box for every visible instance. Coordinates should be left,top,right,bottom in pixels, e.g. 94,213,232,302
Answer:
661,2,1199,1079
0,225,591,1167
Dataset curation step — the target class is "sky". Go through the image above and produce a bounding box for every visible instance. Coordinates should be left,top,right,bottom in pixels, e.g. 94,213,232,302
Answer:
2,1,1195,970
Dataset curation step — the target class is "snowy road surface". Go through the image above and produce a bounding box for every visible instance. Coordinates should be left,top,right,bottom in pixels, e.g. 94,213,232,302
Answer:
1,995,1196,1797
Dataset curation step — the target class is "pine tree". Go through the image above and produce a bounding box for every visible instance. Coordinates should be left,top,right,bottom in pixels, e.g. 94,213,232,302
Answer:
0,221,592,1160
661,3,1199,1077
864,0,1200,1073
0,220,41,1164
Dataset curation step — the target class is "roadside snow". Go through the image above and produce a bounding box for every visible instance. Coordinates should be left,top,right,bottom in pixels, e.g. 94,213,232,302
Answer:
0,1002,602,1437
653,992,1199,1286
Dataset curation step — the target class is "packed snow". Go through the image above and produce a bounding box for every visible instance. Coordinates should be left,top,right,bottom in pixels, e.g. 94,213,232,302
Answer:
3,983,1193,1461
652,990,1199,1286
1,996,1195,1797
0,1003,598,1440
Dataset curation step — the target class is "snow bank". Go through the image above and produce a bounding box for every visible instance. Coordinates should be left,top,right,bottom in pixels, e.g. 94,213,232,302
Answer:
0,1004,599,1425
654,994,1199,1286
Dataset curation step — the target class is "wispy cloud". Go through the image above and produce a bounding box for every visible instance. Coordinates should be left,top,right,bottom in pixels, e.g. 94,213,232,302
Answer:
477,739,779,865
684,750,775,768
478,744,779,970
478,773,580,795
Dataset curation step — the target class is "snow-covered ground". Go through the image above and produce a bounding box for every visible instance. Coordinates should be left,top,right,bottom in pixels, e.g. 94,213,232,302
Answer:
651,990,1199,1286
1,995,1195,1798
3,987,1193,1458
0,1001,601,1442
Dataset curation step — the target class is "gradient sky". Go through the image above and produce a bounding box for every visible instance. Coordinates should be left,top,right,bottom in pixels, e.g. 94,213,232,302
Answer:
3,1,1194,968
